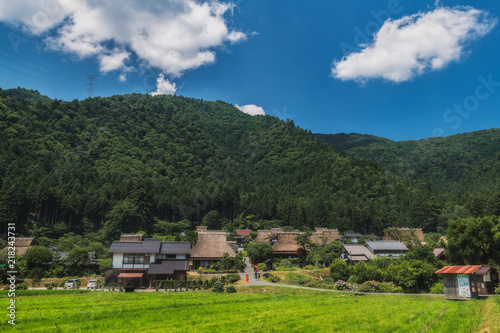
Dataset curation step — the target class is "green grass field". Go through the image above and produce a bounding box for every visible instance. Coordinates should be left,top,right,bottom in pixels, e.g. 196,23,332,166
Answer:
1,286,497,332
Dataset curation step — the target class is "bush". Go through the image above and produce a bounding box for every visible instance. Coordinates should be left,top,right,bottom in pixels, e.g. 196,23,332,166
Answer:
430,281,444,294
17,283,28,290
494,286,500,295
304,265,315,270
379,282,403,293
280,259,292,267
212,282,224,293
226,285,236,293
44,282,57,290
257,263,266,271
334,280,358,291
226,273,241,284
358,281,381,293
267,274,280,283
329,259,350,282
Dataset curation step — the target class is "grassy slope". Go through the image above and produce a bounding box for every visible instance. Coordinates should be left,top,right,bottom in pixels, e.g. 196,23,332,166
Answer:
3,287,495,332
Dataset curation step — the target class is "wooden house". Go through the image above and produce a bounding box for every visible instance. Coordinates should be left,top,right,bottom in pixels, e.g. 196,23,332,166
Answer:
365,241,409,258
107,237,190,288
341,233,364,243
340,244,375,265
190,231,235,269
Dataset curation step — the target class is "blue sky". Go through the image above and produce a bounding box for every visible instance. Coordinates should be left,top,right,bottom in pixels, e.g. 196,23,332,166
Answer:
0,0,499,141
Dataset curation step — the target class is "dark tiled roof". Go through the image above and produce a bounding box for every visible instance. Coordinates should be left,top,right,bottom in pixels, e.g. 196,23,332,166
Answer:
160,242,191,254
366,241,408,252
148,260,189,274
108,239,161,253
343,233,363,238
475,265,493,275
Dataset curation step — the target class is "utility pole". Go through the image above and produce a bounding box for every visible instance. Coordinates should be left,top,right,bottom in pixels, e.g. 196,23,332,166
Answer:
85,74,98,97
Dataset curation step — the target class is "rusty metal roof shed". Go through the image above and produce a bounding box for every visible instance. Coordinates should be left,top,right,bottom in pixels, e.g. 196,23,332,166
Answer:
435,265,482,274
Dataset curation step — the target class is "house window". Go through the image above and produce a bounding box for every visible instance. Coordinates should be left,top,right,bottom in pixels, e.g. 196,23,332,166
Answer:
123,254,145,264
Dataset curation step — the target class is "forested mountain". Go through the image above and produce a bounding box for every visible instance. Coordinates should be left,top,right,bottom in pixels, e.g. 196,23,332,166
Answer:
314,130,500,194
1,88,498,243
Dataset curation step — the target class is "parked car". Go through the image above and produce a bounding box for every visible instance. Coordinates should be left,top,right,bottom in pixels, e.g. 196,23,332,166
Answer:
64,279,80,289
87,280,101,289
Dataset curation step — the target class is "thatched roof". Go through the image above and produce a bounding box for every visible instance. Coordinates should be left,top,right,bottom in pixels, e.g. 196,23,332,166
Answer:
119,234,144,242
253,230,272,243
190,232,236,260
3,237,34,255
384,228,425,246
310,228,340,246
272,232,301,255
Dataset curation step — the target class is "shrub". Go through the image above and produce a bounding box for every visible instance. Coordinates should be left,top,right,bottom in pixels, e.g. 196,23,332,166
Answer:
226,285,236,293
495,286,500,295
304,265,315,270
280,259,292,267
257,263,266,271
212,282,224,293
379,282,403,293
430,281,444,294
334,280,358,291
329,259,350,282
226,273,241,283
358,281,381,293
44,282,57,290
267,274,280,283
17,283,28,290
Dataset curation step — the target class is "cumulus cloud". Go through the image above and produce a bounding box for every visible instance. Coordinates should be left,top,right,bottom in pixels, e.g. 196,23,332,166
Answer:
0,0,245,79
236,104,265,116
150,74,177,96
332,7,497,83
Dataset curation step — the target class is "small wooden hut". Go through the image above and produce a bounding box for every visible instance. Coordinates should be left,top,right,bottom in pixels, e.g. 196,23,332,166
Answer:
435,265,486,299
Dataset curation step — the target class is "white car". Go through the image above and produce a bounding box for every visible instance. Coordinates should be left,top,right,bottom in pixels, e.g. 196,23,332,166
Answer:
64,279,80,289
87,280,101,289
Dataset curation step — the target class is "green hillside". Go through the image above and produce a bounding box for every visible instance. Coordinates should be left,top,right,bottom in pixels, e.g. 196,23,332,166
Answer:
1,88,499,241
314,130,500,193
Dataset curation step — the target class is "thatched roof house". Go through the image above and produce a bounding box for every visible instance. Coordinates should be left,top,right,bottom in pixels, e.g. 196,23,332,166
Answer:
254,230,273,243
190,231,235,269
310,228,341,246
3,237,34,255
272,232,302,258
384,228,425,247
119,234,145,242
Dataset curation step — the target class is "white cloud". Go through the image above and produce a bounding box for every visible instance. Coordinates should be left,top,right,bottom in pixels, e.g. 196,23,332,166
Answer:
150,74,177,96
0,0,245,78
332,7,497,83
236,104,265,116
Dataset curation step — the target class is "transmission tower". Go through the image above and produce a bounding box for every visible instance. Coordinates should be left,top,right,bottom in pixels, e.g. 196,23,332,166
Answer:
85,74,99,97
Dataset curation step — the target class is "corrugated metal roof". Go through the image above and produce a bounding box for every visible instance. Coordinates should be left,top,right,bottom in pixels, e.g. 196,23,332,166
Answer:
118,273,144,278
435,265,482,274
476,265,493,274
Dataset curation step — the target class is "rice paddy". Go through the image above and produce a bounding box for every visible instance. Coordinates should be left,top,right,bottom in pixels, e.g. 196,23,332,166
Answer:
1,286,496,332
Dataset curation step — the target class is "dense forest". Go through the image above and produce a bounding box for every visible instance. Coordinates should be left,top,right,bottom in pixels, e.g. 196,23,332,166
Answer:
1,88,499,244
